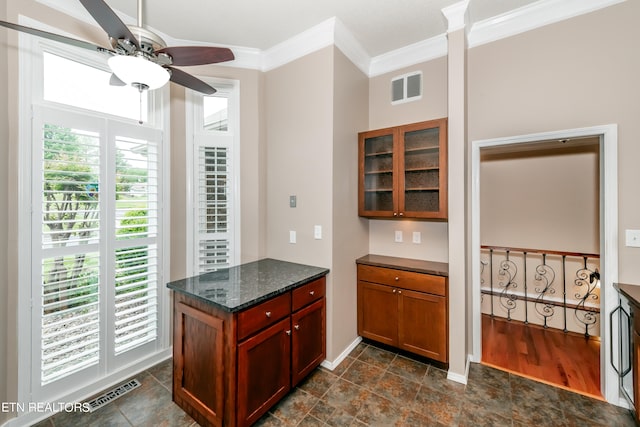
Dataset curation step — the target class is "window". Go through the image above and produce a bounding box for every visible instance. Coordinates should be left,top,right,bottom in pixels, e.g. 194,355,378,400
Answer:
22,42,167,402
188,83,240,274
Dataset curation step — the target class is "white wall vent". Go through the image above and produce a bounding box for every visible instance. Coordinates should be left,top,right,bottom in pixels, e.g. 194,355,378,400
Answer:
391,71,422,104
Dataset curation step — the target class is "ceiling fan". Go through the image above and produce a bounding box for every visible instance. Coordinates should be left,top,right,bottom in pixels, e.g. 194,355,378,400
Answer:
0,0,234,95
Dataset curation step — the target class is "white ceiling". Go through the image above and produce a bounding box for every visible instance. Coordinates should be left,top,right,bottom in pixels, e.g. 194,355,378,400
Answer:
94,0,540,57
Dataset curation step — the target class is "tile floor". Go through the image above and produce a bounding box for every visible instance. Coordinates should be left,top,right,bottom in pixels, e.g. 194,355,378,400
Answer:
33,341,635,427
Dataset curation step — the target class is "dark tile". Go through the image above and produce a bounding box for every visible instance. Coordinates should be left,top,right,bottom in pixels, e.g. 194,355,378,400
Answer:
372,372,420,404
331,356,355,377
422,366,465,396
354,393,404,427
270,388,318,426
147,358,173,390
468,363,510,391
412,384,462,426
457,401,512,427
397,409,444,427
509,376,567,426
558,389,636,427
254,413,286,427
323,378,370,416
297,415,326,427
298,368,340,398
387,355,428,383
342,359,385,390
30,418,54,427
326,409,355,426
309,399,336,423
349,342,368,358
511,402,567,427
356,345,396,369
463,380,511,420
51,398,130,427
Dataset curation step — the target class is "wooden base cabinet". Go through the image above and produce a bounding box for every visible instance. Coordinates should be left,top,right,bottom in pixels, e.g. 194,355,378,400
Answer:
357,263,448,363
173,277,326,427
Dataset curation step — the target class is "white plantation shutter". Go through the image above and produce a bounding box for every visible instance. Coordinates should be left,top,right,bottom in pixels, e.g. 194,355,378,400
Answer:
197,146,231,272
39,123,102,385
32,106,164,399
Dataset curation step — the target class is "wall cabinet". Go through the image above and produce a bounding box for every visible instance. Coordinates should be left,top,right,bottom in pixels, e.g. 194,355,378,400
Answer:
173,277,326,427
356,257,448,363
358,118,448,220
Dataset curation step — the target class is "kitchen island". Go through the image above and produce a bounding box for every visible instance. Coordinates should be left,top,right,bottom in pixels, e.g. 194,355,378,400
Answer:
167,258,329,427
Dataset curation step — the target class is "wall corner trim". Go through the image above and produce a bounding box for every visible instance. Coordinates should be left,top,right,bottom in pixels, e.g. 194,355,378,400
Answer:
321,336,363,371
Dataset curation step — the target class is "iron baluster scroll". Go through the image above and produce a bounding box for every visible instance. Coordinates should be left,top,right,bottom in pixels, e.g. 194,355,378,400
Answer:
533,253,556,329
497,251,518,321
574,257,600,337
480,246,600,336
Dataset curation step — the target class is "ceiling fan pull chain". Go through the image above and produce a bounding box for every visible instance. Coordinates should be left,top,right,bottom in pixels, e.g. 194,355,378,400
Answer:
138,85,144,125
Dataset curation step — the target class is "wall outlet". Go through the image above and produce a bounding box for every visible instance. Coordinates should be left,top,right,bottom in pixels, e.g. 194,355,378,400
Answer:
289,230,296,244
412,231,421,244
626,229,640,247
314,225,322,239
394,230,403,243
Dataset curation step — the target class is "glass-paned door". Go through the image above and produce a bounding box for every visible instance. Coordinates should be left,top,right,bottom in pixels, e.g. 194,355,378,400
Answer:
359,129,396,217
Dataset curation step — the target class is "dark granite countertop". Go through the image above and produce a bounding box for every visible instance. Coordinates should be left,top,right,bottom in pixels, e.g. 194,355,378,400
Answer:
615,282,640,308
356,254,448,277
166,258,329,312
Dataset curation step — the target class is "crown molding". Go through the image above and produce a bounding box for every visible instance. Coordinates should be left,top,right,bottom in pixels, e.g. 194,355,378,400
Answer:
467,0,627,48
368,34,447,77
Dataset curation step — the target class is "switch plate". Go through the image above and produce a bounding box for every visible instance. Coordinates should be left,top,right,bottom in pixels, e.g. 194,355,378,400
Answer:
412,231,421,244
289,230,296,244
394,230,403,243
626,229,640,247
289,195,297,208
314,225,322,239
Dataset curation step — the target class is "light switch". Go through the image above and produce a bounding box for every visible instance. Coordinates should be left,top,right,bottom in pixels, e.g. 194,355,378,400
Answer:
394,230,403,243
412,231,421,244
289,230,296,244
289,195,297,208
314,225,322,239
626,229,640,247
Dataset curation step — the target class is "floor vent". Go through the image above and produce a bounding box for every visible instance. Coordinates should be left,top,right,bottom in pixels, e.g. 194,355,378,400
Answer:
86,379,141,412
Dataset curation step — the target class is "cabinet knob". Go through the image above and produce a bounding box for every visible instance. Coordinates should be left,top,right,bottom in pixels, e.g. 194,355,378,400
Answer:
265,311,272,318
393,289,397,293
398,290,402,294
285,330,291,336
395,277,399,281
393,212,398,217
399,212,404,217
309,291,315,296
294,324,300,330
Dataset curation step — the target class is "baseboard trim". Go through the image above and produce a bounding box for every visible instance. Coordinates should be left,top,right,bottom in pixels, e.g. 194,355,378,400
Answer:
321,336,363,371
447,354,471,385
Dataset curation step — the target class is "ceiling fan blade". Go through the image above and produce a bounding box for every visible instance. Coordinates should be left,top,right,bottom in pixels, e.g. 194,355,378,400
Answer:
156,46,234,66
79,0,140,48
0,20,110,53
168,67,216,95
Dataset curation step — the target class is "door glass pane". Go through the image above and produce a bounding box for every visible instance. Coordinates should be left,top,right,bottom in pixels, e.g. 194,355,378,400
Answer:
404,128,440,212
363,134,394,212
43,52,148,122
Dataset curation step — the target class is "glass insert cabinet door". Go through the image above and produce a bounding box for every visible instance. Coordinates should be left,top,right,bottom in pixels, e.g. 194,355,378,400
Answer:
358,118,447,220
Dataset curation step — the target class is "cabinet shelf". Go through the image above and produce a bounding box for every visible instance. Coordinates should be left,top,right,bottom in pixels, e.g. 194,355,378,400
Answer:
358,118,448,220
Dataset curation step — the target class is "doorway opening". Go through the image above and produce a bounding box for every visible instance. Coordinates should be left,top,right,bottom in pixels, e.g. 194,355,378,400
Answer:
470,125,619,403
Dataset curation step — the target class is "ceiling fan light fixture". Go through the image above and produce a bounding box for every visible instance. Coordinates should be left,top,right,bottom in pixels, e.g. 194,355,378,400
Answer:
108,55,170,90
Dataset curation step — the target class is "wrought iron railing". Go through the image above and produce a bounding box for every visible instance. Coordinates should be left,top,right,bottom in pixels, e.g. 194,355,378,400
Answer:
481,246,600,337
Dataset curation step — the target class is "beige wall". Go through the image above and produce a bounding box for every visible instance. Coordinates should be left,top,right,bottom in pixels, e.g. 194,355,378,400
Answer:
468,0,640,283
367,56,450,262
330,48,369,360
480,142,600,254
264,47,334,267
1,1,8,423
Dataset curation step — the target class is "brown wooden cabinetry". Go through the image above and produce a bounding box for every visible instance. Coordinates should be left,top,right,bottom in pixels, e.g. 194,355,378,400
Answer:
173,277,326,427
358,118,447,220
357,260,448,363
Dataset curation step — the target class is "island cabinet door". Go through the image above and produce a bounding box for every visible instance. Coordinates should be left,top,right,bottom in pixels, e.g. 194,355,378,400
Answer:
173,301,225,427
397,289,447,362
291,298,326,386
237,317,292,427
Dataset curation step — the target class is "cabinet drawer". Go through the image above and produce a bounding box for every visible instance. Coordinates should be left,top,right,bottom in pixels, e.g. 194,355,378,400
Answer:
358,264,446,296
292,277,325,312
237,293,291,341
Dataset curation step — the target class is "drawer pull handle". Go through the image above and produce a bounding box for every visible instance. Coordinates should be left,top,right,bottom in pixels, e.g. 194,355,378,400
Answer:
285,330,291,336
395,277,399,281
265,311,272,318
294,324,300,330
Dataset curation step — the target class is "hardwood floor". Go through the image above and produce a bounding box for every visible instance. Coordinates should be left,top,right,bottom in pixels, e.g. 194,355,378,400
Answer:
481,314,602,399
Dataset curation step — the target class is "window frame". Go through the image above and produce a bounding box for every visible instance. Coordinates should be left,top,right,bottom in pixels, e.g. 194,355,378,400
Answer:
185,79,241,275
16,21,172,410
